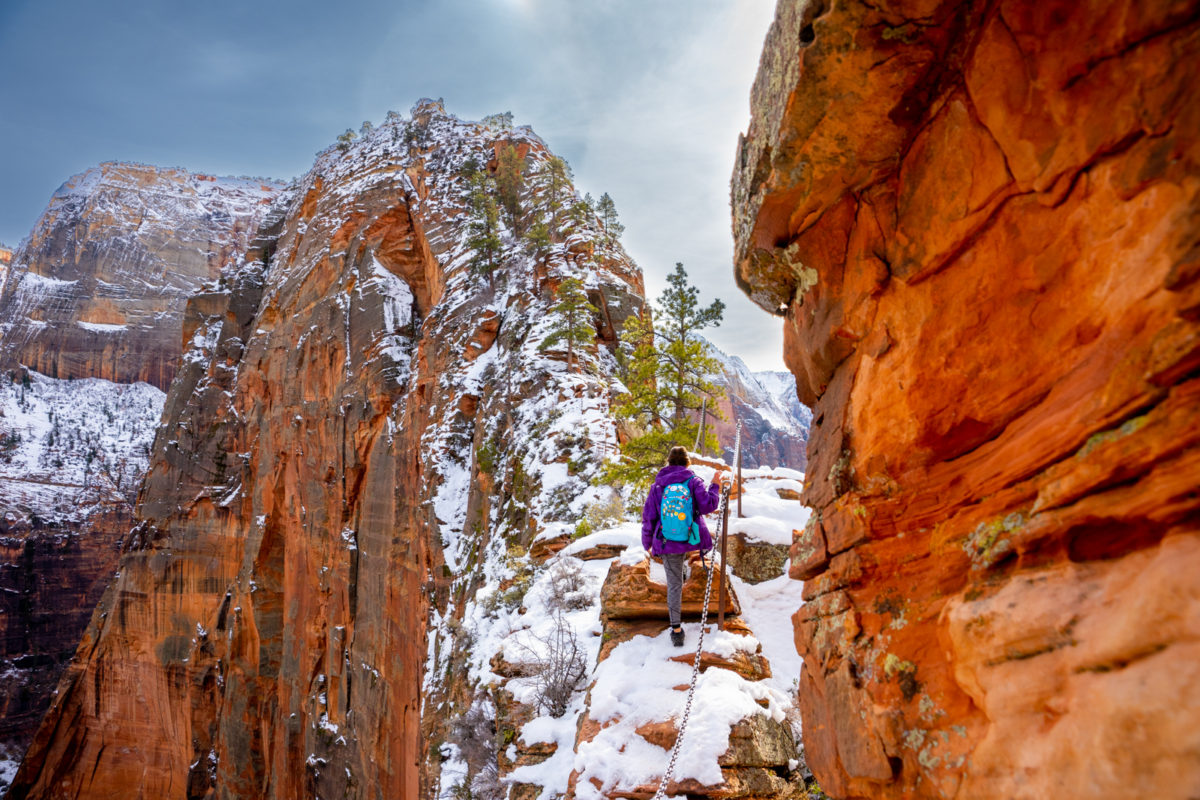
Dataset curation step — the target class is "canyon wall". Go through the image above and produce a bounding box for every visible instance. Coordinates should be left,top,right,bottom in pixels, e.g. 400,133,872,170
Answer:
732,0,1200,797
0,507,130,786
9,101,645,800
0,162,280,391
0,162,276,792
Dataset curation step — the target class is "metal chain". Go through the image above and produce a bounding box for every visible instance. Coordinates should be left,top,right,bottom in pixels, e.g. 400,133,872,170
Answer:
651,423,741,800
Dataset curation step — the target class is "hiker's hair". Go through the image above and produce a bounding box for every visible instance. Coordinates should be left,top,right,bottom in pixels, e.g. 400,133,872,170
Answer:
667,446,690,467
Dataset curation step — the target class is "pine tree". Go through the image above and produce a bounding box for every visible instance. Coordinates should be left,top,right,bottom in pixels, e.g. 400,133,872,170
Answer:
612,313,661,425
466,182,503,287
525,220,552,261
596,193,624,245
568,196,594,231
539,277,598,374
605,263,724,488
495,143,527,232
538,156,573,230
656,262,725,425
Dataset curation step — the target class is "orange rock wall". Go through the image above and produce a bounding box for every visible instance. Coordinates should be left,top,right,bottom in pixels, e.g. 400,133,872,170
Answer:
732,0,1200,797
13,164,434,800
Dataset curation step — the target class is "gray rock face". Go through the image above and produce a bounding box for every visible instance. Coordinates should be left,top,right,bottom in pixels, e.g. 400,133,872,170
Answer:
0,162,283,391
703,343,811,470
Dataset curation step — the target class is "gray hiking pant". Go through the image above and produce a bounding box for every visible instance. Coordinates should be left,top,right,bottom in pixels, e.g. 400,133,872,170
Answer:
664,552,687,627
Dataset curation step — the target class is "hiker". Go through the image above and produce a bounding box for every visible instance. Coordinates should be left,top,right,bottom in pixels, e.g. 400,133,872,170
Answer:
641,446,726,647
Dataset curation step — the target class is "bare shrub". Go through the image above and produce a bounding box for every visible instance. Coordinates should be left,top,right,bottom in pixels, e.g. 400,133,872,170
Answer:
584,490,625,530
470,762,506,800
515,610,589,718
545,557,595,612
446,692,504,799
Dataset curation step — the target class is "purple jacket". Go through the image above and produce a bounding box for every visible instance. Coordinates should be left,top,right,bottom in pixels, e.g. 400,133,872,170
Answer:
641,465,721,555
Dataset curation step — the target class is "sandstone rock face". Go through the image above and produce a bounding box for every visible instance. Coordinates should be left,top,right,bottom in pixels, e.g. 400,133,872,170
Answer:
733,1,1200,797
0,162,281,391
600,553,741,622
9,101,645,800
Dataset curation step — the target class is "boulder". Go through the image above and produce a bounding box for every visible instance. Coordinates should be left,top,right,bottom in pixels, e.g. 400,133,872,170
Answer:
601,554,741,621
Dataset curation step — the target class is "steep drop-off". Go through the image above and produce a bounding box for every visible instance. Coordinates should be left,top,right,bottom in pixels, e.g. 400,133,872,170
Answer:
733,0,1200,797
0,162,281,392
0,372,163,791
0,161,275,793
9,101,645,800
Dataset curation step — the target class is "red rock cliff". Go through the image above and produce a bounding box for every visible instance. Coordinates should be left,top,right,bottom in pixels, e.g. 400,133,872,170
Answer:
733,0,1200,797
0,163,281,392
9,101,645,800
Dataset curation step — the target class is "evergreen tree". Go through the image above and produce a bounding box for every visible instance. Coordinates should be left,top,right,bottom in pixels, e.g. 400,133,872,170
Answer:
596,193,624,244
495,143,527,232
525,220,552,261
538,156,573,230
567,196,594,231
656,262,725,425
539,277,598,374
467,185,503,287
612,313,660,424
604,263,724,488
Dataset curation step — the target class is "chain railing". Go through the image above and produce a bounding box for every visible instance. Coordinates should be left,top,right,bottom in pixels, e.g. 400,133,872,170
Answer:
650,422,741,800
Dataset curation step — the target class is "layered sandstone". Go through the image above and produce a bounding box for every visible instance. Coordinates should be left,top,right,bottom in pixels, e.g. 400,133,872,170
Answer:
9,101,645,800
0,159,263,790
0,163,281,391
733,0,1200,797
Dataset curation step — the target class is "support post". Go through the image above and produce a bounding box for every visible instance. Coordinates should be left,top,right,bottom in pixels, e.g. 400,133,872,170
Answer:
736,446,743,519
718,478,730,630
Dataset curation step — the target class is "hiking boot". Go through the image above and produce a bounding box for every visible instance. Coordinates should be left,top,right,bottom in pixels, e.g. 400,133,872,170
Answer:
670,626,684,647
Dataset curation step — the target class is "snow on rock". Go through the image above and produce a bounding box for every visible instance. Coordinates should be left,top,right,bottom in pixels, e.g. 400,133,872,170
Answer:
0,368,164,522
4,100,813,800
0,161,283,392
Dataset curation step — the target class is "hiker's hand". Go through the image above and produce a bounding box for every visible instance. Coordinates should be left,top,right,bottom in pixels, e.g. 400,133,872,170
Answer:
714,472,727,489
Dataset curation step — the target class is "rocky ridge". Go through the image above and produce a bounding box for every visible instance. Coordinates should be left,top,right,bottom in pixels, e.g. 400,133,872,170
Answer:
702,344,811,470
0,162,281,391
8,100,649,800
732,0,1200,797
451,460,813,800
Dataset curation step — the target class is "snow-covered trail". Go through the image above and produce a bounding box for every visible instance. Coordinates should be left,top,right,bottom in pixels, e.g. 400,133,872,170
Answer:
440,461,810,800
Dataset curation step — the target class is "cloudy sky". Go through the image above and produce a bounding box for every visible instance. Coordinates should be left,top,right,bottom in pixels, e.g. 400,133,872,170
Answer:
0,0,784,370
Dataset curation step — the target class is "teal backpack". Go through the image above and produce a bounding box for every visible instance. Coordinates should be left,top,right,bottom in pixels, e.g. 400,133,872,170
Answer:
660,481,700,545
